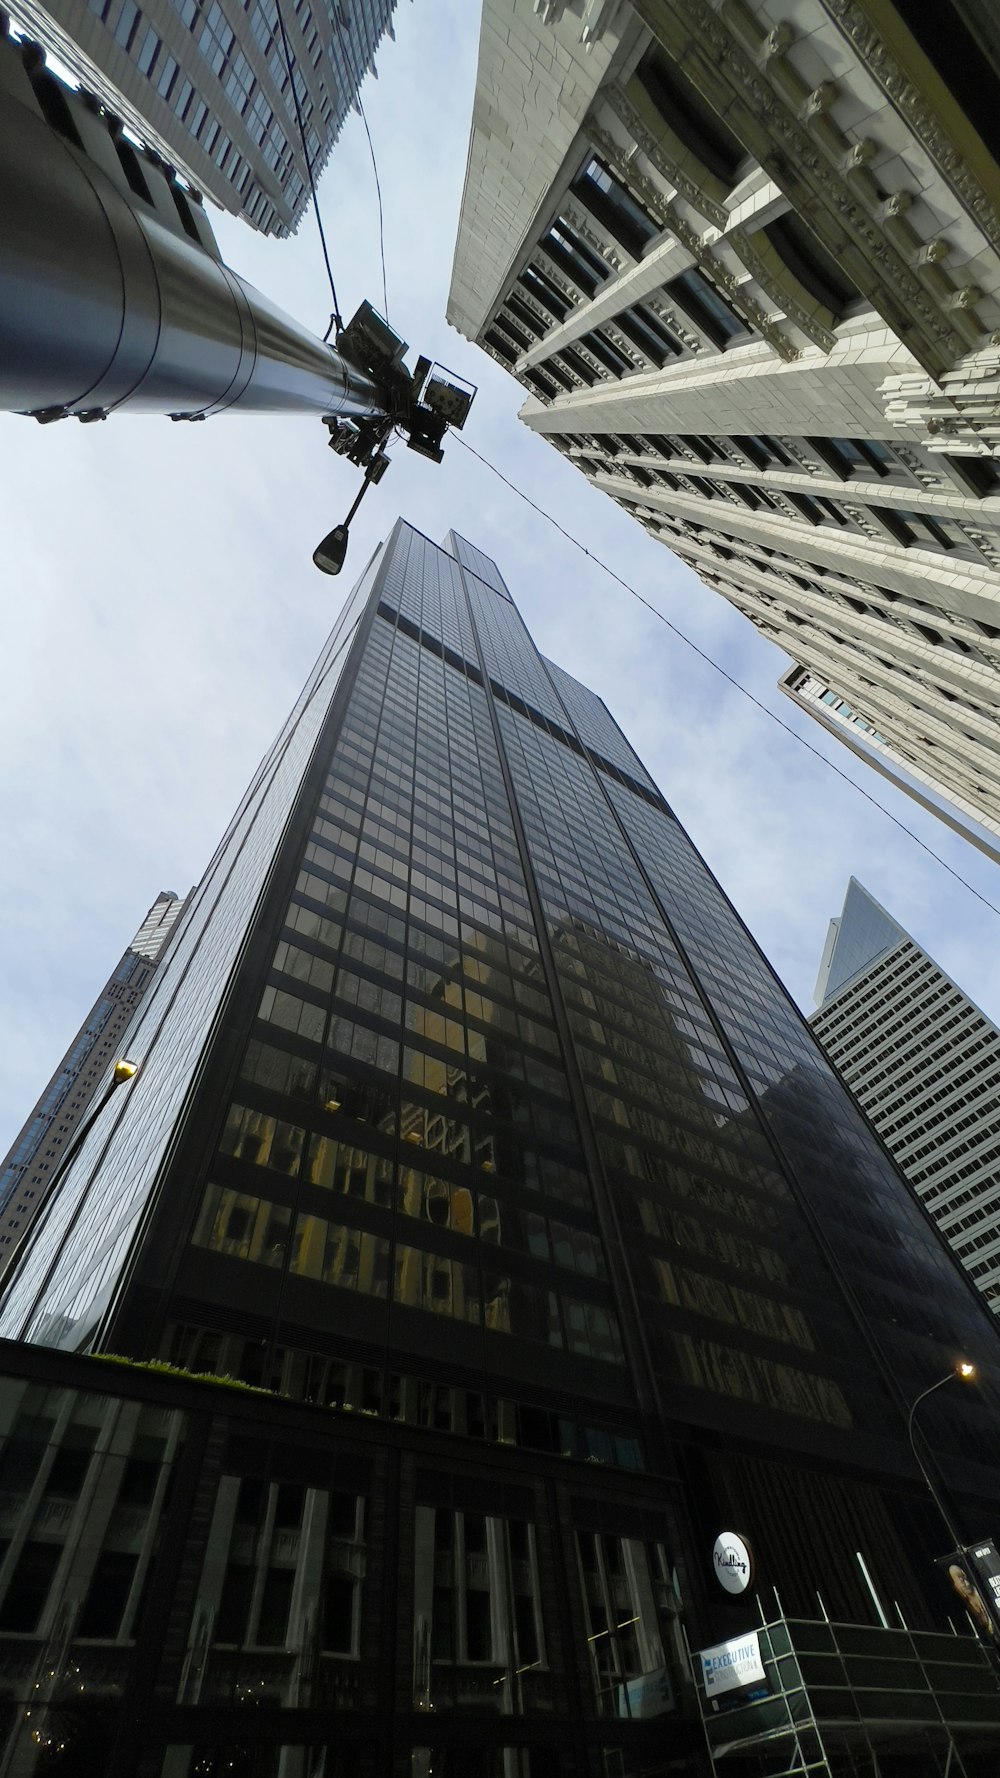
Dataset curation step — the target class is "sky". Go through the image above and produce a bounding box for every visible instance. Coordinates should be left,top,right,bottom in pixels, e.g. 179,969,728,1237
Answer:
2,0,1000,1157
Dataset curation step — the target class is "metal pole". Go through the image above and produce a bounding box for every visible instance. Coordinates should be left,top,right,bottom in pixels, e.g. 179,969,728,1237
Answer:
906,1375,966,1552
0,34,382,421
0,1061,136,1292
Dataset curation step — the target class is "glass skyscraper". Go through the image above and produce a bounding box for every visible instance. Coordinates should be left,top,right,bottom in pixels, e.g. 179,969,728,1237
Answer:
4,522,1000,1776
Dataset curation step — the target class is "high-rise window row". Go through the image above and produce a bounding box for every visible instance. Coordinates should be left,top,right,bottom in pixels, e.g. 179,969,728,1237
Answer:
13,0,400,232
449,0,1000,865
812,878,1000,1312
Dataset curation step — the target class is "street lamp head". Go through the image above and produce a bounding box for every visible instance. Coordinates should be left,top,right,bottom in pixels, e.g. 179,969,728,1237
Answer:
313,523,350,575
957,1360,977,1381
112,1059,138,1084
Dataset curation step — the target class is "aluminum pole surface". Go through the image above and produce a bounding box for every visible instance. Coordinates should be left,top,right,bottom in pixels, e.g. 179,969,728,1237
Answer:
0,56,382,420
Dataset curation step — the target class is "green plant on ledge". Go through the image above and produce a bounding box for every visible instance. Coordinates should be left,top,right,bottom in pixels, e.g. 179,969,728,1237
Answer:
90,1354,276,1396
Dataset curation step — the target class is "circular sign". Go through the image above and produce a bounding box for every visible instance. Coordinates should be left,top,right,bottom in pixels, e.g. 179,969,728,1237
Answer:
713,1531,753,1595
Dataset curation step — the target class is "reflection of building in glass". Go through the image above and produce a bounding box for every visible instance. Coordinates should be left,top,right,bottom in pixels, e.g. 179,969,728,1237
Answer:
5,523,1000,1773
812,877,1000,1314
449,1,1000,863
0,889,188,1264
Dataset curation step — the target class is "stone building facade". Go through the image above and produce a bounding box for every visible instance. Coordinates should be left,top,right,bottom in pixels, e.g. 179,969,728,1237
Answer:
448,0,1000,857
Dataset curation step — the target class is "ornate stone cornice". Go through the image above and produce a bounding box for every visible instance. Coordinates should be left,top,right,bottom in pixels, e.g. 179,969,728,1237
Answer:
888,442,947,488
481,336,547,397
562,199,628,276
775,438,821,475
881,350,1000,448
604,80,729,229
839,504,884,543
644,295,702,355
727,224,836,351
603,322,644,370
493,315,529,357
768,492,805,521
584,116,799,360
821,0,1000,262
961,527,1000,572
502,287,551,342
532,251,578,312
630,0,972,377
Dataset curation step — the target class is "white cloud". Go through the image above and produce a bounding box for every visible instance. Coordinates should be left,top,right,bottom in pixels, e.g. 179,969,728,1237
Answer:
1,0,998,1152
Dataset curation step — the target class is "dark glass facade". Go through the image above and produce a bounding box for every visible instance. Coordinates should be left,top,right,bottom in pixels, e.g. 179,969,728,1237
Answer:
5,521,1000,1774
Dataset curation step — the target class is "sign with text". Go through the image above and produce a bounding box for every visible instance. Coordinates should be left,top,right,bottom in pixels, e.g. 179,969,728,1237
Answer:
713,1530,754,1594
615,1666,673,1719
700,1630,766,1699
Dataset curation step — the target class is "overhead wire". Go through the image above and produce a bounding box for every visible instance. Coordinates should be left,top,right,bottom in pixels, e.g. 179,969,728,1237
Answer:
273,0,343,334
356,91,389,323
269,4,998,928
452,433,1000,924
325,9,389,323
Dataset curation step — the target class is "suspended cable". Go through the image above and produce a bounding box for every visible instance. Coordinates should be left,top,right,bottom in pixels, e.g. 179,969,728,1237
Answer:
356,91,389,323
453,433,1000,923
320,7,388,322
273,0,343,334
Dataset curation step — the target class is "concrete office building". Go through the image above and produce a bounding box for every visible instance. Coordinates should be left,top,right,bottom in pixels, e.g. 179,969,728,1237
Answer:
812,876,1000,1315
9,0,400,234
4,524,1000,1774
448,0,1000,862
0,890,187,1264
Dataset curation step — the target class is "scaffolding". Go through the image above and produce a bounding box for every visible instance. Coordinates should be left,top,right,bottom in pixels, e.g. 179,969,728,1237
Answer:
689,1604,1000,1777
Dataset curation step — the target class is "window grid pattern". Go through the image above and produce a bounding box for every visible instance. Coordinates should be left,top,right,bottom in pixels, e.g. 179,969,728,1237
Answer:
9,523,1000,1515
609,780,1000,1469
56,0,396,234
814,930,1000,1310
181,530,625,1384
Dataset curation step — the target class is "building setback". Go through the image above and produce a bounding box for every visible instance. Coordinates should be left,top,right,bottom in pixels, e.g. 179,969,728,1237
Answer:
9,0,399,235
448,0,1000,861
4,524,1000,1774
812,876,1000,1316
0,889,187,1264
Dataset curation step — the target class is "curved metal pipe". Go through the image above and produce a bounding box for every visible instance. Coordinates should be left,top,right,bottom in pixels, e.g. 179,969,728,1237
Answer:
0,82,381,419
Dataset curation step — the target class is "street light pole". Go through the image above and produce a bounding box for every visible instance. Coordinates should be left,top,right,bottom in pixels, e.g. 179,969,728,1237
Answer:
902,1360,1000,1672
0,1059,139,1296
906,1368,974,1553
0,17,475,575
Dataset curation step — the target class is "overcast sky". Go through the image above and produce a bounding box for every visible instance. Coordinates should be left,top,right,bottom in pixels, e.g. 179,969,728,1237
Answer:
2,0,999,1157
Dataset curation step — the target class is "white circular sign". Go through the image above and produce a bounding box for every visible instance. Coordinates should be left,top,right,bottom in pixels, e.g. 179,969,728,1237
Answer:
713,1532,753,1595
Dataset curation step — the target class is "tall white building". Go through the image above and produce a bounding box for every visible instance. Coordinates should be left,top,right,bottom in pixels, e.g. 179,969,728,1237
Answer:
448,0,1000,861
812,877,1000,1313
0,889,188,1260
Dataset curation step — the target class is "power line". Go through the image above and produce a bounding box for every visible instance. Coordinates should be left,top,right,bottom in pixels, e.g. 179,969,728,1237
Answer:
273,0,343,334
322,11,387,323
453,433,1000,924
356,91,389,323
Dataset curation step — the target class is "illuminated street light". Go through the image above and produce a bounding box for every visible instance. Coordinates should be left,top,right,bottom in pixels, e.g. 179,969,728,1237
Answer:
0,1052,140,1295
906,1360,979,1551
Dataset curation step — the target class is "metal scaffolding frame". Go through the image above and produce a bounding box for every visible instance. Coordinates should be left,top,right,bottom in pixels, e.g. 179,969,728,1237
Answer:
687,1597,1000,1777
